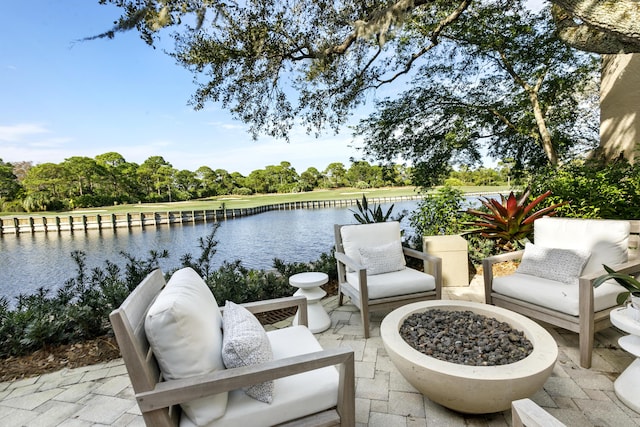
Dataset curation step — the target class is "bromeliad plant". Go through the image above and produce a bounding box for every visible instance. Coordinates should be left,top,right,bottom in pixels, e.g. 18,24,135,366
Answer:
465,187,568,251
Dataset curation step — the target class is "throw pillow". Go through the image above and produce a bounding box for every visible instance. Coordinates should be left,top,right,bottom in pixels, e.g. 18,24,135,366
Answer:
517,242,590,285
359,240,406,275
222,301,274,403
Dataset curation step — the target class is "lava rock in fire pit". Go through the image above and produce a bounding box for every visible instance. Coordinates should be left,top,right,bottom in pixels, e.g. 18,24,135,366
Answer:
399,309,533,366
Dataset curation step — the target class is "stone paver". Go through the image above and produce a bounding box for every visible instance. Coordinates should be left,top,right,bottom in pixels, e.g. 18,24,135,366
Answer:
1,275,639,426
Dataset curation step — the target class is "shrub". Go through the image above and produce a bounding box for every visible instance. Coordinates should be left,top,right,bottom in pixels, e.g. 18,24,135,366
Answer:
0,250,164,357
443,178,465,187
179,224,221,278
407,185,495,265
528,159,640,219
465,187,567,252
1,199,25,212
232,187,253,196
273,248,338,282
350,194,404,224
0,224,336,358
409,186,469,243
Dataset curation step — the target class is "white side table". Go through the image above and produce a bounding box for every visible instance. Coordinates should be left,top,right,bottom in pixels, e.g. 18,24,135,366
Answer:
290,272,331,333
609,306,640,413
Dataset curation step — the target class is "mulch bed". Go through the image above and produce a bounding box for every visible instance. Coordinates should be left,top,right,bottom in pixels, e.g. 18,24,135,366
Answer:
0,336,121,383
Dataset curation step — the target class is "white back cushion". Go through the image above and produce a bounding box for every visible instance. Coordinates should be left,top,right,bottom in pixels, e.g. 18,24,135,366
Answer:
534,217,630,275
340,221,406,267
145,267,227,425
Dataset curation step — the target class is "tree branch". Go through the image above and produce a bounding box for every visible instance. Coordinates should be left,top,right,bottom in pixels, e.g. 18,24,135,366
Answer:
323,0,430,55
374,0,472,87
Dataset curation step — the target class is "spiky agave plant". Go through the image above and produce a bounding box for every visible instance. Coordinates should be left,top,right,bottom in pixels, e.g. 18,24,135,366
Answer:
465,187,568,251
350,194,395,224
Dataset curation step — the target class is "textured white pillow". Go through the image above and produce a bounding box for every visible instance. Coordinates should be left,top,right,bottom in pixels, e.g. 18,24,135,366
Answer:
359,240,406,275
517,242,590,285
145,267,227,425
222,301,274,403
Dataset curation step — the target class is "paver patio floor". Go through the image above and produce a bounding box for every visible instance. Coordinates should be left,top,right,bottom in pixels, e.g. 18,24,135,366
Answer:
1,275,638,426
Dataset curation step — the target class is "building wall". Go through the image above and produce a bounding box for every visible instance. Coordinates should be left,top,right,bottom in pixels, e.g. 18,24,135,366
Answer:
600,53,640,164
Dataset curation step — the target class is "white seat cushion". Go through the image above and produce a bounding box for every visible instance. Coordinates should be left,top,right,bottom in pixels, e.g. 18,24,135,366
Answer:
345,267,436,300
534,217,630,275
145,267,227,425
493,273,625,316
181,325,340,427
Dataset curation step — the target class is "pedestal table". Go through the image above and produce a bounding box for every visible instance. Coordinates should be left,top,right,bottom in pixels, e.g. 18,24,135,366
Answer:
290,272,331,333
609,306,640,413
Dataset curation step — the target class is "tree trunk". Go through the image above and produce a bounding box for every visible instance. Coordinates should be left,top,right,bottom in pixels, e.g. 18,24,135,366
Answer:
598,53,640,164
528,90,559,166
552,1,640,54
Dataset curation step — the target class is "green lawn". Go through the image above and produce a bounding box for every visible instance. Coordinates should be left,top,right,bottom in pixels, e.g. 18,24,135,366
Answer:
2,186,509,218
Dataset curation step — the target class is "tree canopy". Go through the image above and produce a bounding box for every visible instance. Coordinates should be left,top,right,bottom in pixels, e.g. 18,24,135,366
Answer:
93,0,639,127
92,0,634,184
356,3,599,184
4,154,418,212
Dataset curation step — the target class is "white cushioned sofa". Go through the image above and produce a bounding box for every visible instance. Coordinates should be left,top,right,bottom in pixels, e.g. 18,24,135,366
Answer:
484,217,640,368
110,267,355,426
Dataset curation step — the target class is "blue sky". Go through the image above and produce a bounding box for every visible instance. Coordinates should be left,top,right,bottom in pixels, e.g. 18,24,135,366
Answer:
1,1,367,175
1,1,545,176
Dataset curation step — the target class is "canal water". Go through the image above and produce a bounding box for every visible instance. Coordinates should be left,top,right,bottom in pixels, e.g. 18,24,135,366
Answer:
0,196,490,304
0,201,418,304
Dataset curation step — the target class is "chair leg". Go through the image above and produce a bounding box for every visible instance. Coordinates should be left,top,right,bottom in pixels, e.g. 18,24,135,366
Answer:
579,331,594,369
361,303,370,339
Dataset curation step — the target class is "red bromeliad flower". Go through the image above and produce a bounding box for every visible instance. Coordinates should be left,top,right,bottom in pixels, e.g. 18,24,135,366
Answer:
465,187,568,251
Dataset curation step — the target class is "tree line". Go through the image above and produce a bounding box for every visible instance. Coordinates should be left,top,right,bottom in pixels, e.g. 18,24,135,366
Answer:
0,154,510,213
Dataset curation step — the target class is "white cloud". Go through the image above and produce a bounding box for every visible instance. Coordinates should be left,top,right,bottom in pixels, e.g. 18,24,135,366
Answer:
0,123,50,142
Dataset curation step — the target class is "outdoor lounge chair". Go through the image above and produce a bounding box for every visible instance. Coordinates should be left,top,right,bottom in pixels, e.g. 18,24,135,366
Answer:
484,217,640,368
334,221,442,338
110,267,355,426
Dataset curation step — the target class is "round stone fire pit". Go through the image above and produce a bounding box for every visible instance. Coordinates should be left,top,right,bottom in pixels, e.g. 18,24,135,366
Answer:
381,300,557,414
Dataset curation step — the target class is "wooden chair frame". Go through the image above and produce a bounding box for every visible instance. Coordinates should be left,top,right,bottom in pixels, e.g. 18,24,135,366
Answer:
511,399,566,427
110,269,355,427
484,220,640,368
334,224,442,338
